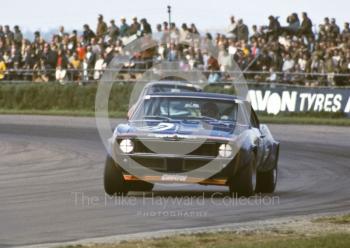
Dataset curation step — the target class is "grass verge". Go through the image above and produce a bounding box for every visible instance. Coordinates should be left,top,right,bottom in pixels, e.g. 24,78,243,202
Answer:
59,214,350,248
259,116,350,126
314,214,350,225
0,109,125,118
60,233,350,248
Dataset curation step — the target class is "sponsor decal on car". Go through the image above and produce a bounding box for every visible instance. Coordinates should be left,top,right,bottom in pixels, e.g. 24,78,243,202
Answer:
161,174,188,182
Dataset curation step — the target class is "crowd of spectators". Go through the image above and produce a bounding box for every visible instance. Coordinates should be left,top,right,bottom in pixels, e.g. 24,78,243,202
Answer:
1,13,350,86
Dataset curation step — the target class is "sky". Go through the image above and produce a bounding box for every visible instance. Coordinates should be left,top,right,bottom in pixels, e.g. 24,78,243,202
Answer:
1,0,350,34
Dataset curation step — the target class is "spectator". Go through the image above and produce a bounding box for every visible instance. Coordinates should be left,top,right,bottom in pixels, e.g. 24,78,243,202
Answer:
282,53,295,72
167,43,178,61
4,25,14,43
0,56,6,80
190,23,199,35
236,19,249,42
285,13,300,35
96,14,108,38
56,49,68,83
227,16,237,37
108,20,119,42
13,26,23,47
299,12,314,42
266,67,278,82
58,26,66,40
0,25,4,40
33,58,49,82
330,18,340,38
179,23,190,42
140,18,152,36
207,55,220,71
208,67,221,83
156,24,162,33
83,24,95,44
250,25,261,40
119,17,129,37
76,42,86,61
129,17,141,36
266,15,281,41
33,31,41,44
94,54,106,80
169,23,180,44
342,22,350,39
69,52,81,81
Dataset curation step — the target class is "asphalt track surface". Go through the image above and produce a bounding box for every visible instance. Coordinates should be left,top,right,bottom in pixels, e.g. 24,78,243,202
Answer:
0,115,349,247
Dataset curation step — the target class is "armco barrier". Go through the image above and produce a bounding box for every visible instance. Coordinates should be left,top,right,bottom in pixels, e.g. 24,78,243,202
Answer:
248,84,350,117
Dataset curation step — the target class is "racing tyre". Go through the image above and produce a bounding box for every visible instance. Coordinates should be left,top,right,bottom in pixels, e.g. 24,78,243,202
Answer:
104,156,128,196
228,152,256,197
256,165,277,194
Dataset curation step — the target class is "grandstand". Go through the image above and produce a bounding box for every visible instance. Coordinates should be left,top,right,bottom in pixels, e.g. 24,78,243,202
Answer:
1,13,350,86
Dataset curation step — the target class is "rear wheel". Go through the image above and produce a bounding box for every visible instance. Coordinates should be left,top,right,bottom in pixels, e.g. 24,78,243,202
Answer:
104,156,128,196
228,152,256,197
256,165,277,194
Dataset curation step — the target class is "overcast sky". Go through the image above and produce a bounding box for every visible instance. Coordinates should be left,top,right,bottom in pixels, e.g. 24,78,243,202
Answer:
1,0,349,33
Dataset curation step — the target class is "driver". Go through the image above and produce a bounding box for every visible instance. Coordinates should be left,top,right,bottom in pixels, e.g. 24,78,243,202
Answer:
201,101,219,119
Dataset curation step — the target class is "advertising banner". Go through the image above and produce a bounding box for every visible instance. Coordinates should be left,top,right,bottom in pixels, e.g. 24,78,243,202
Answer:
248,84,350,117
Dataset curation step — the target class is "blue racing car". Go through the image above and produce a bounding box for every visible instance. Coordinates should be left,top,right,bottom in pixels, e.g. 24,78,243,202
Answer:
104,91,280,197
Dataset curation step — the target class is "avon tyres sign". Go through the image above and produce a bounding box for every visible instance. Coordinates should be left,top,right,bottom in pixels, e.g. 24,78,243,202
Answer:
248,85,350,116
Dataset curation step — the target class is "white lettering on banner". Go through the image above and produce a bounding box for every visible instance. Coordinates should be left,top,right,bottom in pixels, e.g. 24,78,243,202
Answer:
267,93,281,115
324,94,334,112
307,94,317,111
249,90,297,115
249,90,346,114
344,97,350,113
248,90,258,111
314,94,325,111
281,91,297,112
333,95,343,112
299,93,308,111
256,90,270,111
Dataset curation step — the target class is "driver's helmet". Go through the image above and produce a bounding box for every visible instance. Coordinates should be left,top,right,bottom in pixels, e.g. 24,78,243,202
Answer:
201,101,219,119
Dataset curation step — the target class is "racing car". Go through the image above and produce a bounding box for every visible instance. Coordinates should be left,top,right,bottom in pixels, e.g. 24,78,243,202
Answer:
104,91,279,197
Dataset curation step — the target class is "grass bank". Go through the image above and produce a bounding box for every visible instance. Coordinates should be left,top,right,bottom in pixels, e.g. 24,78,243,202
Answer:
62,233,350,248
60,214,350,248
0,83,349,126
0,83,131,113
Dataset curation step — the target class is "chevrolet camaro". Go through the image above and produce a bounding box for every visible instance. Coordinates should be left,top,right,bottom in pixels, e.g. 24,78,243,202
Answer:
104,91,280,197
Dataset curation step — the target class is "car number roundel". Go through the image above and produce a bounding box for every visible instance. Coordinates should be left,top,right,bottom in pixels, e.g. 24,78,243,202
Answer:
137,123,176,132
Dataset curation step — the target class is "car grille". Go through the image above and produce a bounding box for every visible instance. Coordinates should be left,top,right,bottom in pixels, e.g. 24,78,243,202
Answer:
132,139,220,157
117,138,228,173
131,156,210,172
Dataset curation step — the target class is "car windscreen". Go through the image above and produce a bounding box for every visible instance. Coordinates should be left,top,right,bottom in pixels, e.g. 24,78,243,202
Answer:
133,97,238,122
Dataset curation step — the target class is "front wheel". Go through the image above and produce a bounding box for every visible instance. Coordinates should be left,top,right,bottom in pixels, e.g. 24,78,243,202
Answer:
228,152,256,197
256,165,278,194
104,156,128,196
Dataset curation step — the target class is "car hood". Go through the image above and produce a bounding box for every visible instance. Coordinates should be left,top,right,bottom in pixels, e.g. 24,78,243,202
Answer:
116,120,246,139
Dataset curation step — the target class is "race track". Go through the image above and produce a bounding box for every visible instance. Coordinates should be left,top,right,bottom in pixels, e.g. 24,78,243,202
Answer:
0,115,349,247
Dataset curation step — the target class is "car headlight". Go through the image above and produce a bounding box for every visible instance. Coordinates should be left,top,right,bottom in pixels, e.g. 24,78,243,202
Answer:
219,144,233,158
119,139,134,154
